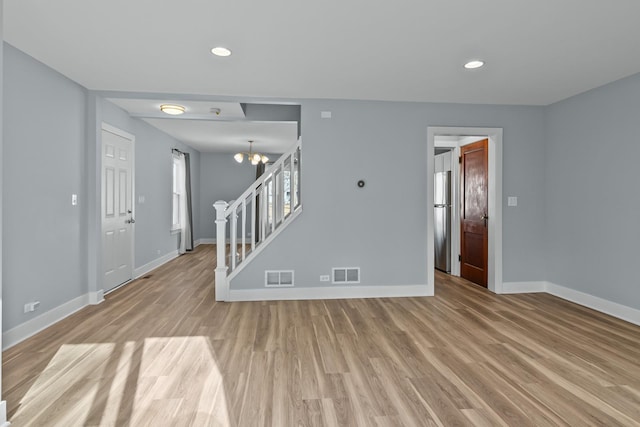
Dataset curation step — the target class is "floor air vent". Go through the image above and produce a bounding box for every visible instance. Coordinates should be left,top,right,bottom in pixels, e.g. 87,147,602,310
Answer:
332,267,360,284
265,270,294,287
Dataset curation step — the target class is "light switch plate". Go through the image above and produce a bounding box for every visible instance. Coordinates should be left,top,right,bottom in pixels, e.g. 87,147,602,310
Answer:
71,194,78,206
508,196,518,207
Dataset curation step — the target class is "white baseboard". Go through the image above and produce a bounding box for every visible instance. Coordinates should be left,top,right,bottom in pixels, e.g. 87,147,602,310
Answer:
2,293,90,350
0,401,7,427
546,282,640,327
501,281,547,294
89,289,104,305
229,284,431,302
2,251,180,351
500,280,640,327
134,250,179,279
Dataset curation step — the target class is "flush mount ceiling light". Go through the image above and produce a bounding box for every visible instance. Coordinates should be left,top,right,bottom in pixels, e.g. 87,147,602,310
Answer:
160,104,185,115
211,46,232,57
464,60,485,70
234,140,269,165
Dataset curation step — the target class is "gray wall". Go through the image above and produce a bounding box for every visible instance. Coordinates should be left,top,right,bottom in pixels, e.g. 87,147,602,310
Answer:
100,100,201,267
2,44,202,333
199,152,258,239
3,44,87,330
232,99,547,289
545,72,640,309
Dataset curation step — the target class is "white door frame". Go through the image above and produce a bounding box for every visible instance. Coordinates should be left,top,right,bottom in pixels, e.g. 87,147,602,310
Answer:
101,122,135,294
427,127,503,294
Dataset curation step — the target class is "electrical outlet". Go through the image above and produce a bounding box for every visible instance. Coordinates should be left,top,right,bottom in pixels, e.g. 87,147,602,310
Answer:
157,249,161,255
320,275,330,282
24,301,40,313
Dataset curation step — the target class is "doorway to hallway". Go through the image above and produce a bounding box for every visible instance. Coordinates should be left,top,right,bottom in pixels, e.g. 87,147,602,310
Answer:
426,127,503,294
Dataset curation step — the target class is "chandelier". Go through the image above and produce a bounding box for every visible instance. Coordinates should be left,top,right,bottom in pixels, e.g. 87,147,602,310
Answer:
234,140,269,165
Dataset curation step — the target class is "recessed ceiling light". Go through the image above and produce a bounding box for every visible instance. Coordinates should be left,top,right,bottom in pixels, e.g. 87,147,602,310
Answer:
211,47,232,57
464,60,485,70
160,104,185,115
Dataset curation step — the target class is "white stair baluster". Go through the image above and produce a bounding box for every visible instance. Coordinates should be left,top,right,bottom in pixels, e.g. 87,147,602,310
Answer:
230,206,237,271
241,199,246,261
270,177,276,234
261,183,267,240
251,189,256,252
278,165,284,224
288,153,294,218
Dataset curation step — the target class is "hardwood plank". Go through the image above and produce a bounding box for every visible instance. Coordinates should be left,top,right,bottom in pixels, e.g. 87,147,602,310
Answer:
3,247,640,426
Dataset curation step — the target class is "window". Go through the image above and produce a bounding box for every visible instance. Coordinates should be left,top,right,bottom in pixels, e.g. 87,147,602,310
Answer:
172,155,181,231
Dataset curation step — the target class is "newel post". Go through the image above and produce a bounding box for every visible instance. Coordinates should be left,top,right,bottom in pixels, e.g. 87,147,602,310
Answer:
214,200,229,301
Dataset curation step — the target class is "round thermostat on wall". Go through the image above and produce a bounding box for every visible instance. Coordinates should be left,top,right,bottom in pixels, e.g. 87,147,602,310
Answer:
357,180,365,188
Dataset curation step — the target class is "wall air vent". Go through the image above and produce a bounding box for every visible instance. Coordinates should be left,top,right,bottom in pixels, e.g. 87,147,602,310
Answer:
265,270,294,287
332,267,360,284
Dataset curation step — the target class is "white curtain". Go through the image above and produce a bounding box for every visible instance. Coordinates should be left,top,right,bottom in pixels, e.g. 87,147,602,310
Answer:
175,152,189,254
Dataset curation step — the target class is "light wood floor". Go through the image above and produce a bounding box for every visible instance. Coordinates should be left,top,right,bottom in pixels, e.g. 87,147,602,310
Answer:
4,245,640,426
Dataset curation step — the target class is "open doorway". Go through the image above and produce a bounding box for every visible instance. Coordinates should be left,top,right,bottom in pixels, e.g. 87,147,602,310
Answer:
426,127,503,294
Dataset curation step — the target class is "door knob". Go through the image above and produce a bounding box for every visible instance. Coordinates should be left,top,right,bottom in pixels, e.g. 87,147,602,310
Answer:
481,214,489,220
126,218,136,224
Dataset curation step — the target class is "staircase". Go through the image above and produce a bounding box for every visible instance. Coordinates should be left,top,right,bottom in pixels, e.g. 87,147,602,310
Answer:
213,139,302,301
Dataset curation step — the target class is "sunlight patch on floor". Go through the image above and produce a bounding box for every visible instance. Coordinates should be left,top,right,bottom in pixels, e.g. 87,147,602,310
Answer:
131,336,231,426
12,343,115,426
11,337,231,426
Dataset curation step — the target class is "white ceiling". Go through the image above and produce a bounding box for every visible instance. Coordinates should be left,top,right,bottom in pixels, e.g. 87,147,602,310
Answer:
5,1,640,106
141,118,298,154
107,99,247,120
106,98,298,153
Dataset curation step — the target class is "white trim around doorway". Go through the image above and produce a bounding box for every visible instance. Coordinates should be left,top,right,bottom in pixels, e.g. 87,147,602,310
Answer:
427,127,503,294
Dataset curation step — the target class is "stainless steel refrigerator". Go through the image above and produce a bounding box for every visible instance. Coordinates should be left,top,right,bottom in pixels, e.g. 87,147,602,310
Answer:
434,171,451,272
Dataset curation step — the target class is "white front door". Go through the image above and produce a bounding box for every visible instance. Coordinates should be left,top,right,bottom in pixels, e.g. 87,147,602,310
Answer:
102,126,134,292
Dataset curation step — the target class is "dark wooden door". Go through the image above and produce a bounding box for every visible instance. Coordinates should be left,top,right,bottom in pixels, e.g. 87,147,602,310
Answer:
460,139,488,287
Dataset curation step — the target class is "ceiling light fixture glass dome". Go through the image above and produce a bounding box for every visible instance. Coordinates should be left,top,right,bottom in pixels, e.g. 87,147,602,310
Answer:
160,104,185,115
211,47,232,57
464,60,485,69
